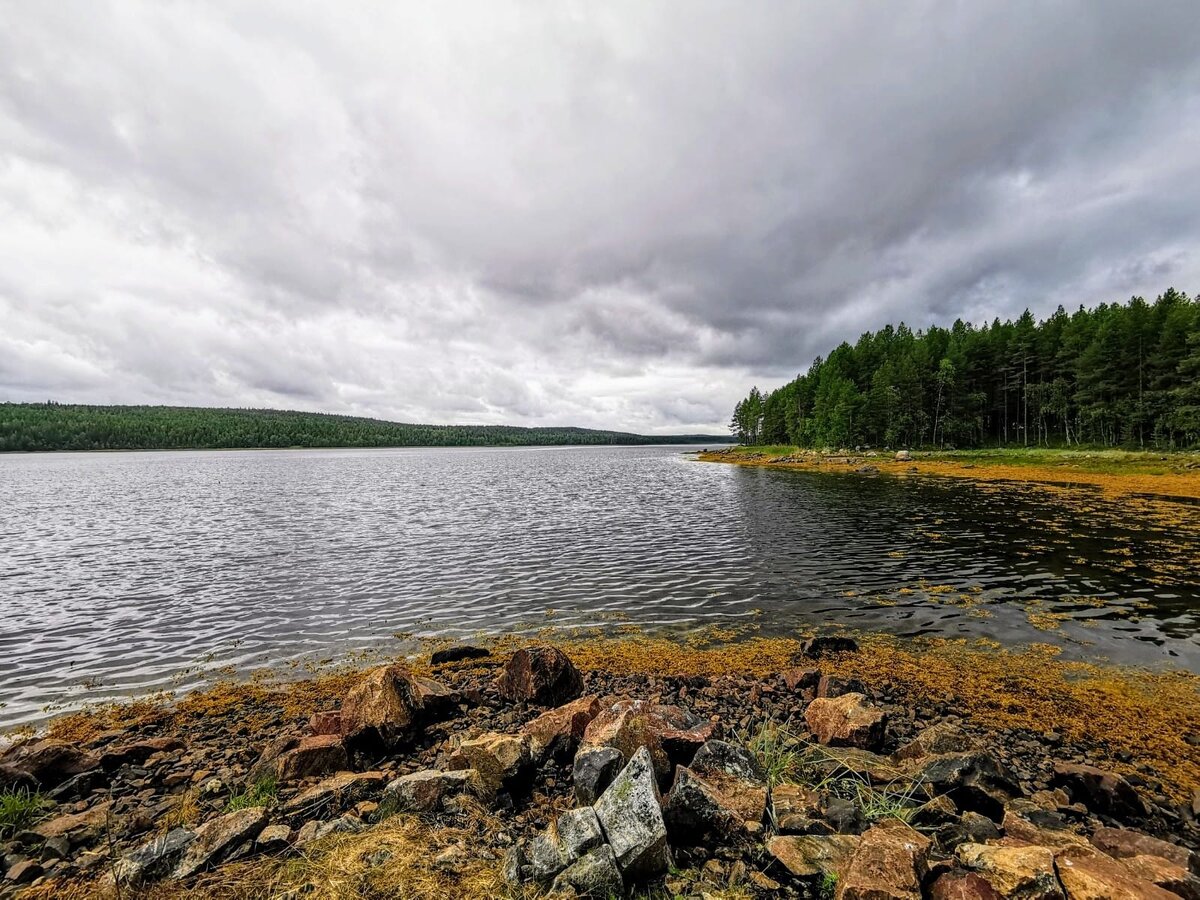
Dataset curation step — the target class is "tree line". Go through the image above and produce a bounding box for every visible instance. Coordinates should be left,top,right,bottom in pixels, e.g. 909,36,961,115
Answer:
730,288,1200,449
0,404,730,452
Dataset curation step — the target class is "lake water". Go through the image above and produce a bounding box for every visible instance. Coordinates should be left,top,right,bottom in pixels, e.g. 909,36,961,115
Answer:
2,445,1198,729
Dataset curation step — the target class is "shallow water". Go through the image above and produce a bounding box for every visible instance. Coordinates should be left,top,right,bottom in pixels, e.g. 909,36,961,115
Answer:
2,445,1198,728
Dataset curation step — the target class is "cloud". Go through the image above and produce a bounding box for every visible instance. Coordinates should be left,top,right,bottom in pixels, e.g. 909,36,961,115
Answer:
2,1,1199,431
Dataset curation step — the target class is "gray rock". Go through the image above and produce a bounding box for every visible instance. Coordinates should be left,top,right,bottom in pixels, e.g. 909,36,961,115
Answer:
593,746,672,879
550,844,625,899
294,815,365,848
690,739,765,782
173,806,270,878
380,768,482,815
110,828,197,887
528,806,605,882
573,746,624,805
256,824,292,852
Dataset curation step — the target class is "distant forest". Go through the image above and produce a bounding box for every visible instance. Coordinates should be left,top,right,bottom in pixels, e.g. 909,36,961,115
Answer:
731,288,1200,449
0,404,731,452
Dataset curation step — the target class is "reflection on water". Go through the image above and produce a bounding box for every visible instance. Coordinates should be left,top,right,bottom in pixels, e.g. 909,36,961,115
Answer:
1,445,1197,728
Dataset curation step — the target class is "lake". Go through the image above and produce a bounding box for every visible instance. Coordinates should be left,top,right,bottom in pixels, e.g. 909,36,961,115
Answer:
2,445,1198,729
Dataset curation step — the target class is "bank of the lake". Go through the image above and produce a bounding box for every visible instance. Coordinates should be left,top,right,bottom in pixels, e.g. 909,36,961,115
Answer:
3,631,1199,899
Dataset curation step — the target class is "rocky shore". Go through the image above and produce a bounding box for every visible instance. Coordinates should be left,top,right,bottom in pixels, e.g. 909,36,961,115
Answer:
2,638,1199,899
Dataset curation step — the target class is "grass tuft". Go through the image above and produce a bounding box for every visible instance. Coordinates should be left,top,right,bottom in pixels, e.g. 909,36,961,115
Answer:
226,775,278,812
0,787,51,838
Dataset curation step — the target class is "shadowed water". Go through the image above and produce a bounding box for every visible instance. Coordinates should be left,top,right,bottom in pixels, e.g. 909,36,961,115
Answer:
2,445,1197,728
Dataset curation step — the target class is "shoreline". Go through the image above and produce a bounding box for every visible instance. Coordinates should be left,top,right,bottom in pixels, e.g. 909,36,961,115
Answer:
3,631,1199,897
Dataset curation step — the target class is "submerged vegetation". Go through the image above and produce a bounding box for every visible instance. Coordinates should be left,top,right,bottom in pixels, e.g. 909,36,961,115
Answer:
0,403,731,452
731,288,1200,449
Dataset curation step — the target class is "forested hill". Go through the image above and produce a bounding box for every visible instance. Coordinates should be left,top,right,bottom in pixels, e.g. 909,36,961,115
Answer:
730,288,1200,450
0,404,732,452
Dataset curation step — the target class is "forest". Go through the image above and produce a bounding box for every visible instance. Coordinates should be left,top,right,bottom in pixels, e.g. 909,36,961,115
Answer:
730,288,1200,449
0,404,729,452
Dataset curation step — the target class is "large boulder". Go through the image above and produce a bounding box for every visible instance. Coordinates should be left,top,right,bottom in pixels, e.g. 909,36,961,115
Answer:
0,739,100,789
251,734,348,782
805,693,887,751
836,819,929,900
663,740,767,844
528,806,606,882
573,745,625,805
523,695,602,763
447,732,533,798
380,769,482,815
550,844,625,899
1055,846,1177,900
581,699,712,783
339,663,423,749
172,806,269,879
496,646,583,706
955,842,1064,899
1051,763,1147,820
593,746,672,880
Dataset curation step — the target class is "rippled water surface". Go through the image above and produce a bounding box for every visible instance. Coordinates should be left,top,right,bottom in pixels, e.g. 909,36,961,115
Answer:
2,446,1198,727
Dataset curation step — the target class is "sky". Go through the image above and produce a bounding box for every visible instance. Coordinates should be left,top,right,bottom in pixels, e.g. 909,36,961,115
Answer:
2,2,1199,434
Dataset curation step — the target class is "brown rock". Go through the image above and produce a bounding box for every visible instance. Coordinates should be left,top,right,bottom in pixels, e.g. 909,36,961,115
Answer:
581,699,707,782
1,739,100,788
894,723,977,761
929,870,1004,900
340,664,423,749
254,734,348,782
173,806,270,878
282,771,386,820
99,737,184,770
381,769,483,814
663,741,768,843
1001,800,1090,851
781,667,821,693
33,801,113,842
413,677,461,718
1089,827,1192,871
955,842,1064,899
1055,846,1177,900
522,695,602,762
447,732,532,797
1050,763,1147,819
766,834,860,881
308,711,343,736
1119,853,1200,899
772,783,827,834
836,819,930,900
804,693,887,751
495,646,583,706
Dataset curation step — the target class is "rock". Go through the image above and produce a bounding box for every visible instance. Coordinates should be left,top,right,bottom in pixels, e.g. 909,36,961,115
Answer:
0,763,37,792
1055,846,1177,900
294,815,365,848
1001,800,1090,850
929,870,1004,900
253,734,348,782
0,739,100,788
256,824,291,852
894,723,977,760
340,663,423,750
911,752,1022,821
593,746,672,879
528,806,605,882
664,740,767,844
582,699,709,782
573,746,625,805
447,732,533,798
1051,763,1147,820
496,646,583,706
414,677,461,718
823,796,866,834
99,737,184,770
809,746,907,784
805,693,887,751
817,675,867,698
380,769,482,815
431,645,491,665
772,783,829,834
801,635,860,658
110,828,197,887
282,771,386,821
173,806,270,878
781,667,822,693
33,800,113,842
308,711,343,736
837,819,930,900
895,450,912,461
955,842,1064,899
550,844,625,899
40,835,70,861
1089,826,1192,871
522,695,602,763
766,834,860,881
4,858,43,884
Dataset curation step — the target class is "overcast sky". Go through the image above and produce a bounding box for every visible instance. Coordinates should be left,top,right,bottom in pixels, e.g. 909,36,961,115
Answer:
2,2,1199,433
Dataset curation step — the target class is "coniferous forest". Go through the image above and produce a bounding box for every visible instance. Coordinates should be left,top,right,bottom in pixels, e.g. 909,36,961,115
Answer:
0,404,730,452
730,289,1200,449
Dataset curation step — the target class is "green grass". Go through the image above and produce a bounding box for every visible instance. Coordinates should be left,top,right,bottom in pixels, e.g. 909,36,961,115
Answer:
0,787,51,837
226,775,278,812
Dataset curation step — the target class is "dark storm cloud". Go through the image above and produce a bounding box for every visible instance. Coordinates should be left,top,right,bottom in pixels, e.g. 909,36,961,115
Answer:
2,1,1198,430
